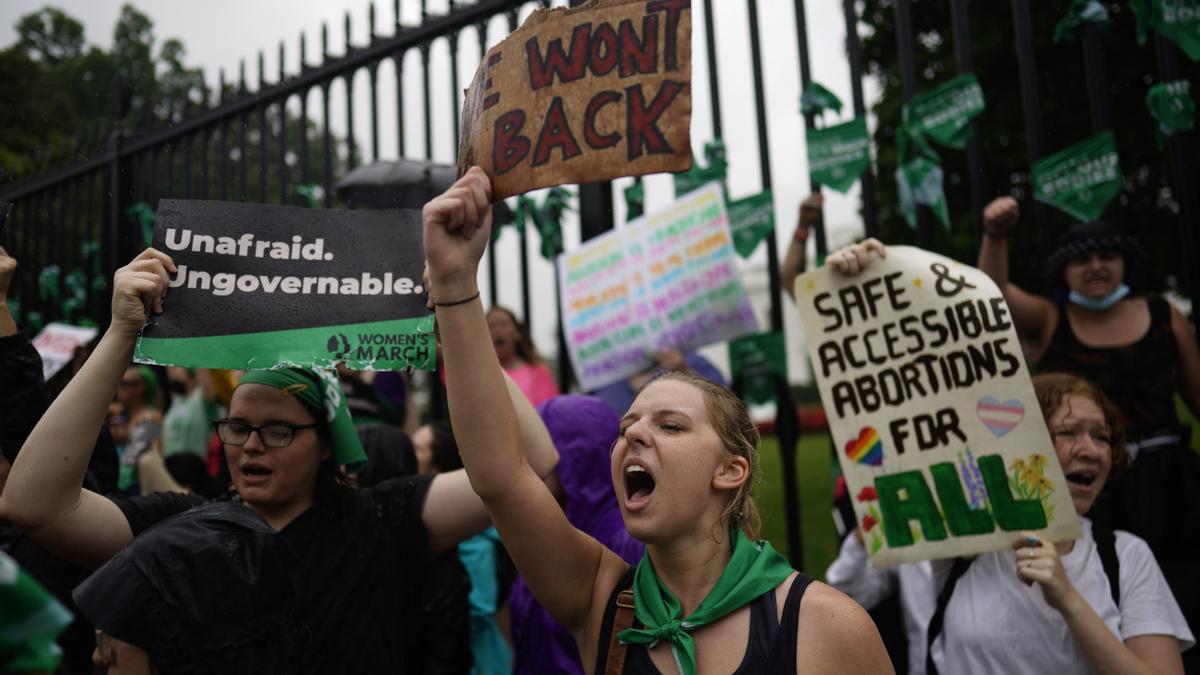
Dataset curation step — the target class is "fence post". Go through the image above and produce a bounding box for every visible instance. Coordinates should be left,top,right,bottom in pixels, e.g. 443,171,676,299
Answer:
792,0,829,260
105,76,135,325
950,0,988,245
894,0,935,249
841,0,879,239
1010,0,1055,260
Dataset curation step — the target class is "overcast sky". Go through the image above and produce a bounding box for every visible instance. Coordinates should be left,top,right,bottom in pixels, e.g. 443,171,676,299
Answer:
0,0,881,384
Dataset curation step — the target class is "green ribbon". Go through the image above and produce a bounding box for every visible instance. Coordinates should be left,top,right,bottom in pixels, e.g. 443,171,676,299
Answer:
624,181,646,220
1146,79,1196,146
534,187,571,261
807,117,872,193
1053,0,1110,43
674,139,728,197
294,184,320,208
727,191,775,258
901,74,986,150
729,331,787,405
0,552,73,673
617,529,793,675
1131,0,1200,61
1031,130,1123,222
124,202,156,249
37,265,60,304
800,82,844,116
237,367,367,473
895,124,950,230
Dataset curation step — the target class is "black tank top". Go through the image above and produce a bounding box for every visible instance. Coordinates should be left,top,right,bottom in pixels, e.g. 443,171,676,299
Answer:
593,568,813,674
1039,295,1180,439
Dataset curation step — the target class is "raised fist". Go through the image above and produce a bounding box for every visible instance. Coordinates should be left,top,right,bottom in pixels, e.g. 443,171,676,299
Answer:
983,196,1020,237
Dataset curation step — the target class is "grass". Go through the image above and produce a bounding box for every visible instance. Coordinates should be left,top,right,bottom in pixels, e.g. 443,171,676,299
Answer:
754,433,840,581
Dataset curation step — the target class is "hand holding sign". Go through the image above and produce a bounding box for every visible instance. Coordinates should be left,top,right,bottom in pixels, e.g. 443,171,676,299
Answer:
422,167,493,300
113,249,176,339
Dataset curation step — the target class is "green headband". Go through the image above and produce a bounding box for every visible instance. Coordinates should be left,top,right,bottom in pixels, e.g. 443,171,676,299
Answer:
237,368,367,474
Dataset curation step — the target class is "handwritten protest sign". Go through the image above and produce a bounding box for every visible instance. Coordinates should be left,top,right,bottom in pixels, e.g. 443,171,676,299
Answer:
795,247,1080,565
134,200,434,372
32,323,98,380
458,0,693,201
560,183,758,391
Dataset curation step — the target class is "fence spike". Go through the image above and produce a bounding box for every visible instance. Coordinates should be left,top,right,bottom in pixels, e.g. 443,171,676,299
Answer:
219,68,227,104
322,23,329,57
393,0,400,30
345,12,352,52
369,2,376,40
279,41,286,81
239,59,247,93
259,51,266,89
421,0,428,22
300,31,308,69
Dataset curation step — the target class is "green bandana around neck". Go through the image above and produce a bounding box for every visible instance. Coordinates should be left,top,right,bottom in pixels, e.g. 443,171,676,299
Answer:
237,368,367,473
617,529,794,675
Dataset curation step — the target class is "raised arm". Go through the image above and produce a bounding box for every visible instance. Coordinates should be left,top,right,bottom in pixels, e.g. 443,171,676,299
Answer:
781,195,817,301
977,197,1057,356
0,249,175,569
423,168,621,639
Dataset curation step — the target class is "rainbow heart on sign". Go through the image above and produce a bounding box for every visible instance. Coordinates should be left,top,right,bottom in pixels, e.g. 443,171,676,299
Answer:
844,427,884,467
977,396,1025,437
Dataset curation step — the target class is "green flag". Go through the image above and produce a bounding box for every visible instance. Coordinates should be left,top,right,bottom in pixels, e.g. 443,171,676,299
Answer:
1032,131,1123,222
807,118,872,193
1146,79,1196,145
624,181,645,220
534,187,571,261
901,74,987,150
727,191,775,258
895,125,950,230
729,331,787,405
1053,0,1110,43
800,83,844,116
1131,0,1200,61
674,139,728,197
124,202,156,248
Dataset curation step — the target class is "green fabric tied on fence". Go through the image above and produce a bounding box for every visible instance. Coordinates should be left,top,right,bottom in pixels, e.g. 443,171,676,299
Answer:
294,184,320,208
729,331,787,405
1146,80,1196,146
1053,0,1110,43
1032,130,1123,222
124,202,156,249
37,266,60,304
727,191,775,258
901,74,986,150
624,181,645,220
806,117,872,193
895,125,950,230
674,139,728,197
1131,0,1200,60
534,187,571,261
800,82,844,116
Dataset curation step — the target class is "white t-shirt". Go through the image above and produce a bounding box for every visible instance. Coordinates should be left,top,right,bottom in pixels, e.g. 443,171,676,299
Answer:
826,534,936,675
931,518,1194,674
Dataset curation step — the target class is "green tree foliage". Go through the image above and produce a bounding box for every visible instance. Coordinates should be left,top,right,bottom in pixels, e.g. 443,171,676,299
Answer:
859,0,1199,293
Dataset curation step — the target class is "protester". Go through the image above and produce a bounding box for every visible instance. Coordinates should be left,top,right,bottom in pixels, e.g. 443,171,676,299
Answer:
161,367,221,459
0,247,561,674
0,550,73,675
488,306,559,406
781,194,818,301
592,348,727,417
424,167,891,674
73,502,306,675
977,197,1200,658
116,364,163,492
508,394,645,675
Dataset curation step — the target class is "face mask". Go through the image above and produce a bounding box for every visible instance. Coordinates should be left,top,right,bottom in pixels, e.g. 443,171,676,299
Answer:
1069,283,1130,311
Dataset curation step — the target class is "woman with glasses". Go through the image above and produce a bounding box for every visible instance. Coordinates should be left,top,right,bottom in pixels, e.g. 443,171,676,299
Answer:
0,248,561,674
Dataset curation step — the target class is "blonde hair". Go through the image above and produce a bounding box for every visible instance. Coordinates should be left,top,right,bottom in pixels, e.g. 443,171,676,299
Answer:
639,370,762,539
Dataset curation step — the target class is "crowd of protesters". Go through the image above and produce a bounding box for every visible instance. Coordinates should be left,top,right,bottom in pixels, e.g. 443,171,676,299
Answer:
0,162,1195,675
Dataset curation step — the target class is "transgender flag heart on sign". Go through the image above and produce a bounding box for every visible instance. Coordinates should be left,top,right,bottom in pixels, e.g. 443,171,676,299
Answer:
977,396,1025,437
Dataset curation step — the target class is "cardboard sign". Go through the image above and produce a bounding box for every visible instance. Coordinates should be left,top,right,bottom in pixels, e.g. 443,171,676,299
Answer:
560,183,758,391
795,247,1080,566
31,322,98,380
134,200,435,372
458,0,693,201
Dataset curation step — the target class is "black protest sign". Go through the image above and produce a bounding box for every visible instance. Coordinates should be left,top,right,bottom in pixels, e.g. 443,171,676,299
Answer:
134,200,434,371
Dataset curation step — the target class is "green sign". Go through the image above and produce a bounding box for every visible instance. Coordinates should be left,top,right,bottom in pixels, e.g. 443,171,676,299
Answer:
901,74,987,150
1146,80,1196,144
1053,0,1109,43
727,191,775,258
800,82,844,116
1031,131,1123,222
729,331,787,405
895,125,950,230
674,139,728,197
807,117,872,193
1131,0,1200,61
624,181,645,220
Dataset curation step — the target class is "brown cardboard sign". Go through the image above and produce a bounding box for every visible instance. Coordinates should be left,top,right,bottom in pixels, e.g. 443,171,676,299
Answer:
458,0,693,200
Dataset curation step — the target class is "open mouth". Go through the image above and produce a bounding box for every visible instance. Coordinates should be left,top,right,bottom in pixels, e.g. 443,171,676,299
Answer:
623,463,656,507
241,464,273,481
1065,471,1097,487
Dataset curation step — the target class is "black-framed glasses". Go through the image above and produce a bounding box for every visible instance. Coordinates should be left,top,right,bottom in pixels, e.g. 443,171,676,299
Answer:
213,419,319,448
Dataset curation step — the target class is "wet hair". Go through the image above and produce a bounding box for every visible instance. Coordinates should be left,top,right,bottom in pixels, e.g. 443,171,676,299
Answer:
640,370,762,539
1032,373,1130,478
488,306,543,366
289,397,354,498
426,421,463,473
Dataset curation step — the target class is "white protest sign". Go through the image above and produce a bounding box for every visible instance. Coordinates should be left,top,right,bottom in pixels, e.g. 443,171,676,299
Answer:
32,322,98,380
559,183,759,391
795,246,1081,566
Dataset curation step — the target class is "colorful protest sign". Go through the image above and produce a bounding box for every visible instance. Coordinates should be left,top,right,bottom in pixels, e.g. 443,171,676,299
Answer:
1131,0,1200,60
794,247,1081,565
1146,80,1196,145
807,118,871,193
134,200,435,372
458,0,693,201
729,331,786,405
901,74,986,150
1032,131,1122,222
727,191,775,258
560,183,758,391
31,322,98,380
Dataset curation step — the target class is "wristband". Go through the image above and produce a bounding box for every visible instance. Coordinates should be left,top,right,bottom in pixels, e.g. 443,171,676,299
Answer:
433,291,480,307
